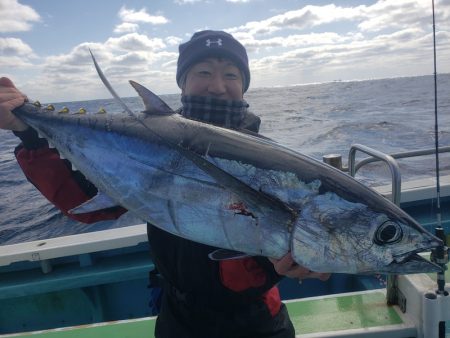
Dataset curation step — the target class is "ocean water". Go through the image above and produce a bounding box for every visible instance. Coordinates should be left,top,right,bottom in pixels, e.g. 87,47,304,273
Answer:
1,74,449,245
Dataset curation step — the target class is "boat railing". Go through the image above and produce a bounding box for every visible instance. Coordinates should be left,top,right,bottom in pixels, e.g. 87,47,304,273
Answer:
351,145,450,175
348,144,402,206
323,144,450,206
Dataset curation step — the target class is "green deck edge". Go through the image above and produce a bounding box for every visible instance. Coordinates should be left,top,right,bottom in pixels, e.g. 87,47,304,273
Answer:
5,319,156,338
287,291,403,334
4,291,403,338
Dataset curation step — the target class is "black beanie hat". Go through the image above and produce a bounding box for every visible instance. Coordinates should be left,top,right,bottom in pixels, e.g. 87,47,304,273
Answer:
176,30,250,92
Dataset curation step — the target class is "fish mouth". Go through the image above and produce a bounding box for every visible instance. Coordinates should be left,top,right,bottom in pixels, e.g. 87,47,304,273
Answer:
385,251,444,274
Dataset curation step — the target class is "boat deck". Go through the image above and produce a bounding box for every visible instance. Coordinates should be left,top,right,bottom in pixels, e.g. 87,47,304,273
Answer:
0,290,415,338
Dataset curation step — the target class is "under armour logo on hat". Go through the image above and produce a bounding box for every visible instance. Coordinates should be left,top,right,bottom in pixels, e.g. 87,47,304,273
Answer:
206,38,222,47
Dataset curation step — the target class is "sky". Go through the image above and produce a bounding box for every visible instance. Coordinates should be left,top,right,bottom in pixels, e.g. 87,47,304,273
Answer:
1,0,450,103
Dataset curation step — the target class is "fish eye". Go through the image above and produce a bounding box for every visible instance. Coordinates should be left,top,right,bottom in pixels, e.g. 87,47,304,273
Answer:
374,221,403,245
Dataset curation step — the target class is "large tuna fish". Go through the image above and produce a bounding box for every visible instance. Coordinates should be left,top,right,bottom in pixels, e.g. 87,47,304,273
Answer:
11,58,443,275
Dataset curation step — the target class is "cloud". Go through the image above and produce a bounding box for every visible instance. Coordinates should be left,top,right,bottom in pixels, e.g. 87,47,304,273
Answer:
114,52,153,66
249,26,435,83
223,0,449,88
0,37,34,56
25,32,179,102
106,33,166,52
0,56,35,69
174,0,203,4
4,0,450,102
114,22,139,34
41,34,169,78
0,37,36,73
236,32,355,53
229,4,365,35
228,1,443,39
165,36,183,46
357,0,431,32
0,0,40,32
113,6,169,37
118,6,169,25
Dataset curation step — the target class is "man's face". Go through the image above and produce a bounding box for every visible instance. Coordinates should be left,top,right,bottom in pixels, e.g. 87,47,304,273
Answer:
182,58,244,100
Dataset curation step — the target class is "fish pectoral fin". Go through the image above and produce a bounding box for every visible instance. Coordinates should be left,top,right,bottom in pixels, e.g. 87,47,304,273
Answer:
68,192,120,214
208,249,251,261
180,145,295,220
129,80,174,115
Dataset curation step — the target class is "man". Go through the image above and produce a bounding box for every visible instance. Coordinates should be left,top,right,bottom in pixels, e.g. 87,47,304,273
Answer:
0,30,329,337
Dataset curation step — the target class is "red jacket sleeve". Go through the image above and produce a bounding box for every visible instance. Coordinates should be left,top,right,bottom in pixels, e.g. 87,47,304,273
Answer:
14,128,126,224
219,257,283,317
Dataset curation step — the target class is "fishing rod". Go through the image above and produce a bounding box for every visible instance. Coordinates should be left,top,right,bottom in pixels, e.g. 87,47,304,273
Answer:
430,1,449,337
432,2,441,231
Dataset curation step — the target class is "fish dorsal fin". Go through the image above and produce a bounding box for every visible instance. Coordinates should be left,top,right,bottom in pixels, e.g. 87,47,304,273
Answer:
129,80,174,115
